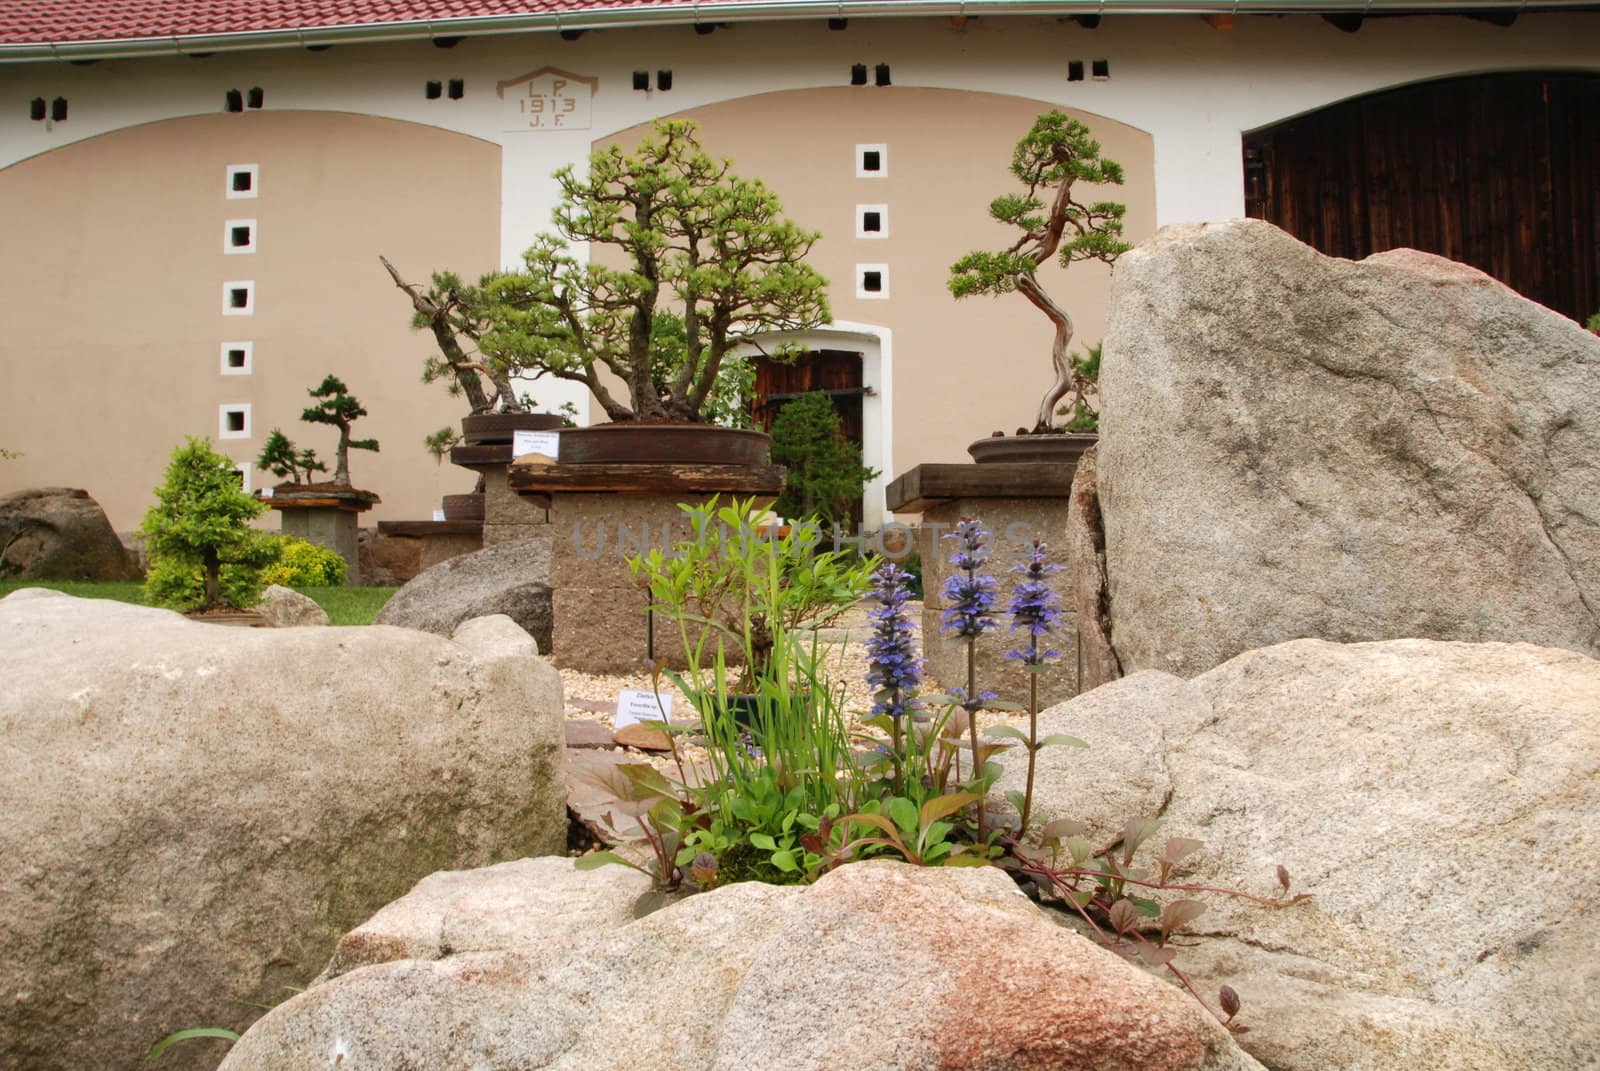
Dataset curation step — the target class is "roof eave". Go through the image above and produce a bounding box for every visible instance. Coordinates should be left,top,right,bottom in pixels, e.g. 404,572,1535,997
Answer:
0,0,1585,63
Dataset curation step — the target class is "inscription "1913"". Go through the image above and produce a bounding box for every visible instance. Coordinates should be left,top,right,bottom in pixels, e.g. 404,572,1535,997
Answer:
500,72,594,132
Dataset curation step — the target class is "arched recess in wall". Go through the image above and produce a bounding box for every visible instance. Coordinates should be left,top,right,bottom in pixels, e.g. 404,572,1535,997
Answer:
0,111,502,531
1244,71,1600,324
597,88,1156,509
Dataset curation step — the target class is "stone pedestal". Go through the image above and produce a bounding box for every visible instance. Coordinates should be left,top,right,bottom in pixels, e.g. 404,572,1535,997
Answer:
265,487,378,585
887,463,1081,708
368,520,485,585
510,458,784,673
450,444,551,547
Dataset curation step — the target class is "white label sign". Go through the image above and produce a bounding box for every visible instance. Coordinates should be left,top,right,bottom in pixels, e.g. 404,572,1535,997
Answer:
511,429,560,462
497,67,596,133
432,509,447,522
614,689,672,730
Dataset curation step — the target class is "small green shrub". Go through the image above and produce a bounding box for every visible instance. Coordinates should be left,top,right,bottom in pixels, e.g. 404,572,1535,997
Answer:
1587,311,1600,333
259,536,347,588
139,438,278,612
770,392,877,526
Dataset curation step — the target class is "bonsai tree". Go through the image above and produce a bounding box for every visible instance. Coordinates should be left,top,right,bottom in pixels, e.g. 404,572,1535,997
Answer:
949,111,1131,433
300,375,378,487
140,437,276,611
770,392,878,526
256,428,327,486
445,119,828,424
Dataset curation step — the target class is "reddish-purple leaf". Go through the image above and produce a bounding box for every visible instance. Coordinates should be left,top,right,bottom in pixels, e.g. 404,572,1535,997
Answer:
1160,899,1208,942
1219,984,1242,1019
1138,945,1178,967
1163,837,1204,865
1108,898,1139,935
1277,865,1292,891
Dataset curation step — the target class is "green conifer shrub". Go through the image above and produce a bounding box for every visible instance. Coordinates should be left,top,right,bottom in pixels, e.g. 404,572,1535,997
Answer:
769,392,878,526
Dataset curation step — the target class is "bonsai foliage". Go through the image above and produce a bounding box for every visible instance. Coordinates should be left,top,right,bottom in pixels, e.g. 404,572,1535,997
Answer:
300,375,378,487
770,392,878,525
256,429,327,486
949,111,1131,432
1587,310,1600,334
470,119,830,423
140,437,276,611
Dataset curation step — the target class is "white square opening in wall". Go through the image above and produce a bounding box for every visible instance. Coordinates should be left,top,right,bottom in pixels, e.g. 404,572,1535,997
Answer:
224,219,256,255
855,204,889,239
231,461,253,492
856,264,889,300
226,164,259,199
855,144,887,178
220,341,253,376
219,404,251,440
223,281,254,316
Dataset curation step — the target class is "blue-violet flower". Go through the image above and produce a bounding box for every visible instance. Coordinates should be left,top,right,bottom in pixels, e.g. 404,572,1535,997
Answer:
939,518,999,639
1006,539,1064,665
866,562,923,719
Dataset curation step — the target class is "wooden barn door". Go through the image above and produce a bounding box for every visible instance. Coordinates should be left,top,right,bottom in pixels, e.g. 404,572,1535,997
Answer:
751,349,866,528
1244,72,1600,325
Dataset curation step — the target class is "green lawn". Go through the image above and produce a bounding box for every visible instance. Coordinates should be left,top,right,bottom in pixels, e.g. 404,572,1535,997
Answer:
0,580,395,626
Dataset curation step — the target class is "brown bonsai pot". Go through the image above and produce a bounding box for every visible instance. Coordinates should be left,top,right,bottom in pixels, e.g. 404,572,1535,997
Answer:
558,424,772,467
967,431,1097,465
461,412,566,446
441,493,485,522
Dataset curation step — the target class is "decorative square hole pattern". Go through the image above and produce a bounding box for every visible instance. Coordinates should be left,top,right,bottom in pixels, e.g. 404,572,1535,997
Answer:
223,281,254,315
220,341,252,375
856,144,887,178
225,220,255,254
227,164,258,199
856,264,889,299
856,204,888,238
219,404,251,439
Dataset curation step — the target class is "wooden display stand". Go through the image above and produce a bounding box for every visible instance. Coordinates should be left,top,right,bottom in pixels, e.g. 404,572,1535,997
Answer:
449,444,552,547
886,462,1082,707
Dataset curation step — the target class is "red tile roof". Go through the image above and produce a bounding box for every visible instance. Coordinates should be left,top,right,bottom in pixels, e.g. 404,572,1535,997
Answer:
0,0,922,47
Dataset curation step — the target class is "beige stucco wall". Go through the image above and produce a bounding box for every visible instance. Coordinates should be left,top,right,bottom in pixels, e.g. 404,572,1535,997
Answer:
597,87,1155,487
0,111,500,533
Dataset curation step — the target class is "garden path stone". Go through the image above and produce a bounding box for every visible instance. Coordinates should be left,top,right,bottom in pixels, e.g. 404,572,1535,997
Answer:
219,861,1263,1071
1096,219,1600,677
1010,636,1600,1071
0,589,566,1071
562,718,614,749
374,535,552,654
0,485,140,580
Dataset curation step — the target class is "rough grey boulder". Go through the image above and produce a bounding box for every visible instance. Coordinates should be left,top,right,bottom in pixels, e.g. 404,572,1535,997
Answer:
1095,219,1600,677
1005,637,1600,1071
0,591,567,1071
375,536,552,654
222,860,1262,1071
0,486,140,580
256,583,329,626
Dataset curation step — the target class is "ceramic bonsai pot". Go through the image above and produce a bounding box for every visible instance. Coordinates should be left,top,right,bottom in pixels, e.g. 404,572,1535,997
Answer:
460,412,566,446
557,424,772,467
966,431,1097,465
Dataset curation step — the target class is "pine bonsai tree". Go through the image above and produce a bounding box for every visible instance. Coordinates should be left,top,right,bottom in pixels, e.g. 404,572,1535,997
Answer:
256,429,327,486
770,392,878,526
140,437,275,611
412,120,828,424
949,111,1131,433
300,375,378,487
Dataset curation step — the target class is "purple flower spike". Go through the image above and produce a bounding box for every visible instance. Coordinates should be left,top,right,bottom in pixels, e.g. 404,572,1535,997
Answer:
1006,539,1064,665
940,518,999,639
866,562,923,720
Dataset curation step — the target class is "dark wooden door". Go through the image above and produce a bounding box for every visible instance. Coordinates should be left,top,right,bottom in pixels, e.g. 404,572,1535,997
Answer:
752,349,867,527
1244,72,1600,325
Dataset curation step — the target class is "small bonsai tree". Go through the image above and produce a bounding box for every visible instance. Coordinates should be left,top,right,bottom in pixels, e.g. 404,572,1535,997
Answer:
420,120,828,424
256,429,327,486
140,437,276,611
949,111,1131,433
300,375,378,487
1587,310,1599,335
770,392,878,526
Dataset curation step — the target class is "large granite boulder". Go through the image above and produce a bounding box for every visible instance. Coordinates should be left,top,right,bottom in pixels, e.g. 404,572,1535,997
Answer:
375,536,552,654
999,637,1600,1071
0,486,140,580
222,860,1262,1071
0,592,566,1071
256,583,329,626
1091,220,1600,676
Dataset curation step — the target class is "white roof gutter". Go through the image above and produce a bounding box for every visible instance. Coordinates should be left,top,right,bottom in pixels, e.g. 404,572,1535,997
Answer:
0,0,1571,63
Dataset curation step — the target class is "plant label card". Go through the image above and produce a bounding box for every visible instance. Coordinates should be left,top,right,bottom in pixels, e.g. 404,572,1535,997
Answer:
614,689,671,730
432,509,447,521
511,430,560,464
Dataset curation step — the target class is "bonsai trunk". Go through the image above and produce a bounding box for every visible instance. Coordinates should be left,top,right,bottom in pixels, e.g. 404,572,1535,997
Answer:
333,429,351,486
202,548,221,610
1016,273,1077,433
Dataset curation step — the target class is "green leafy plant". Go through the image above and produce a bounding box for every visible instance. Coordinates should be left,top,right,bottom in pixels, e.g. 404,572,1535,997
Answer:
630,497,874,688
300,375,378,487
256,428,327,486
139,438,277,611
1056,342,1101,432
1587,310,1600,334
258,535,347,587
770,392,879,526
420,120,829,424
950,111,1130,433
